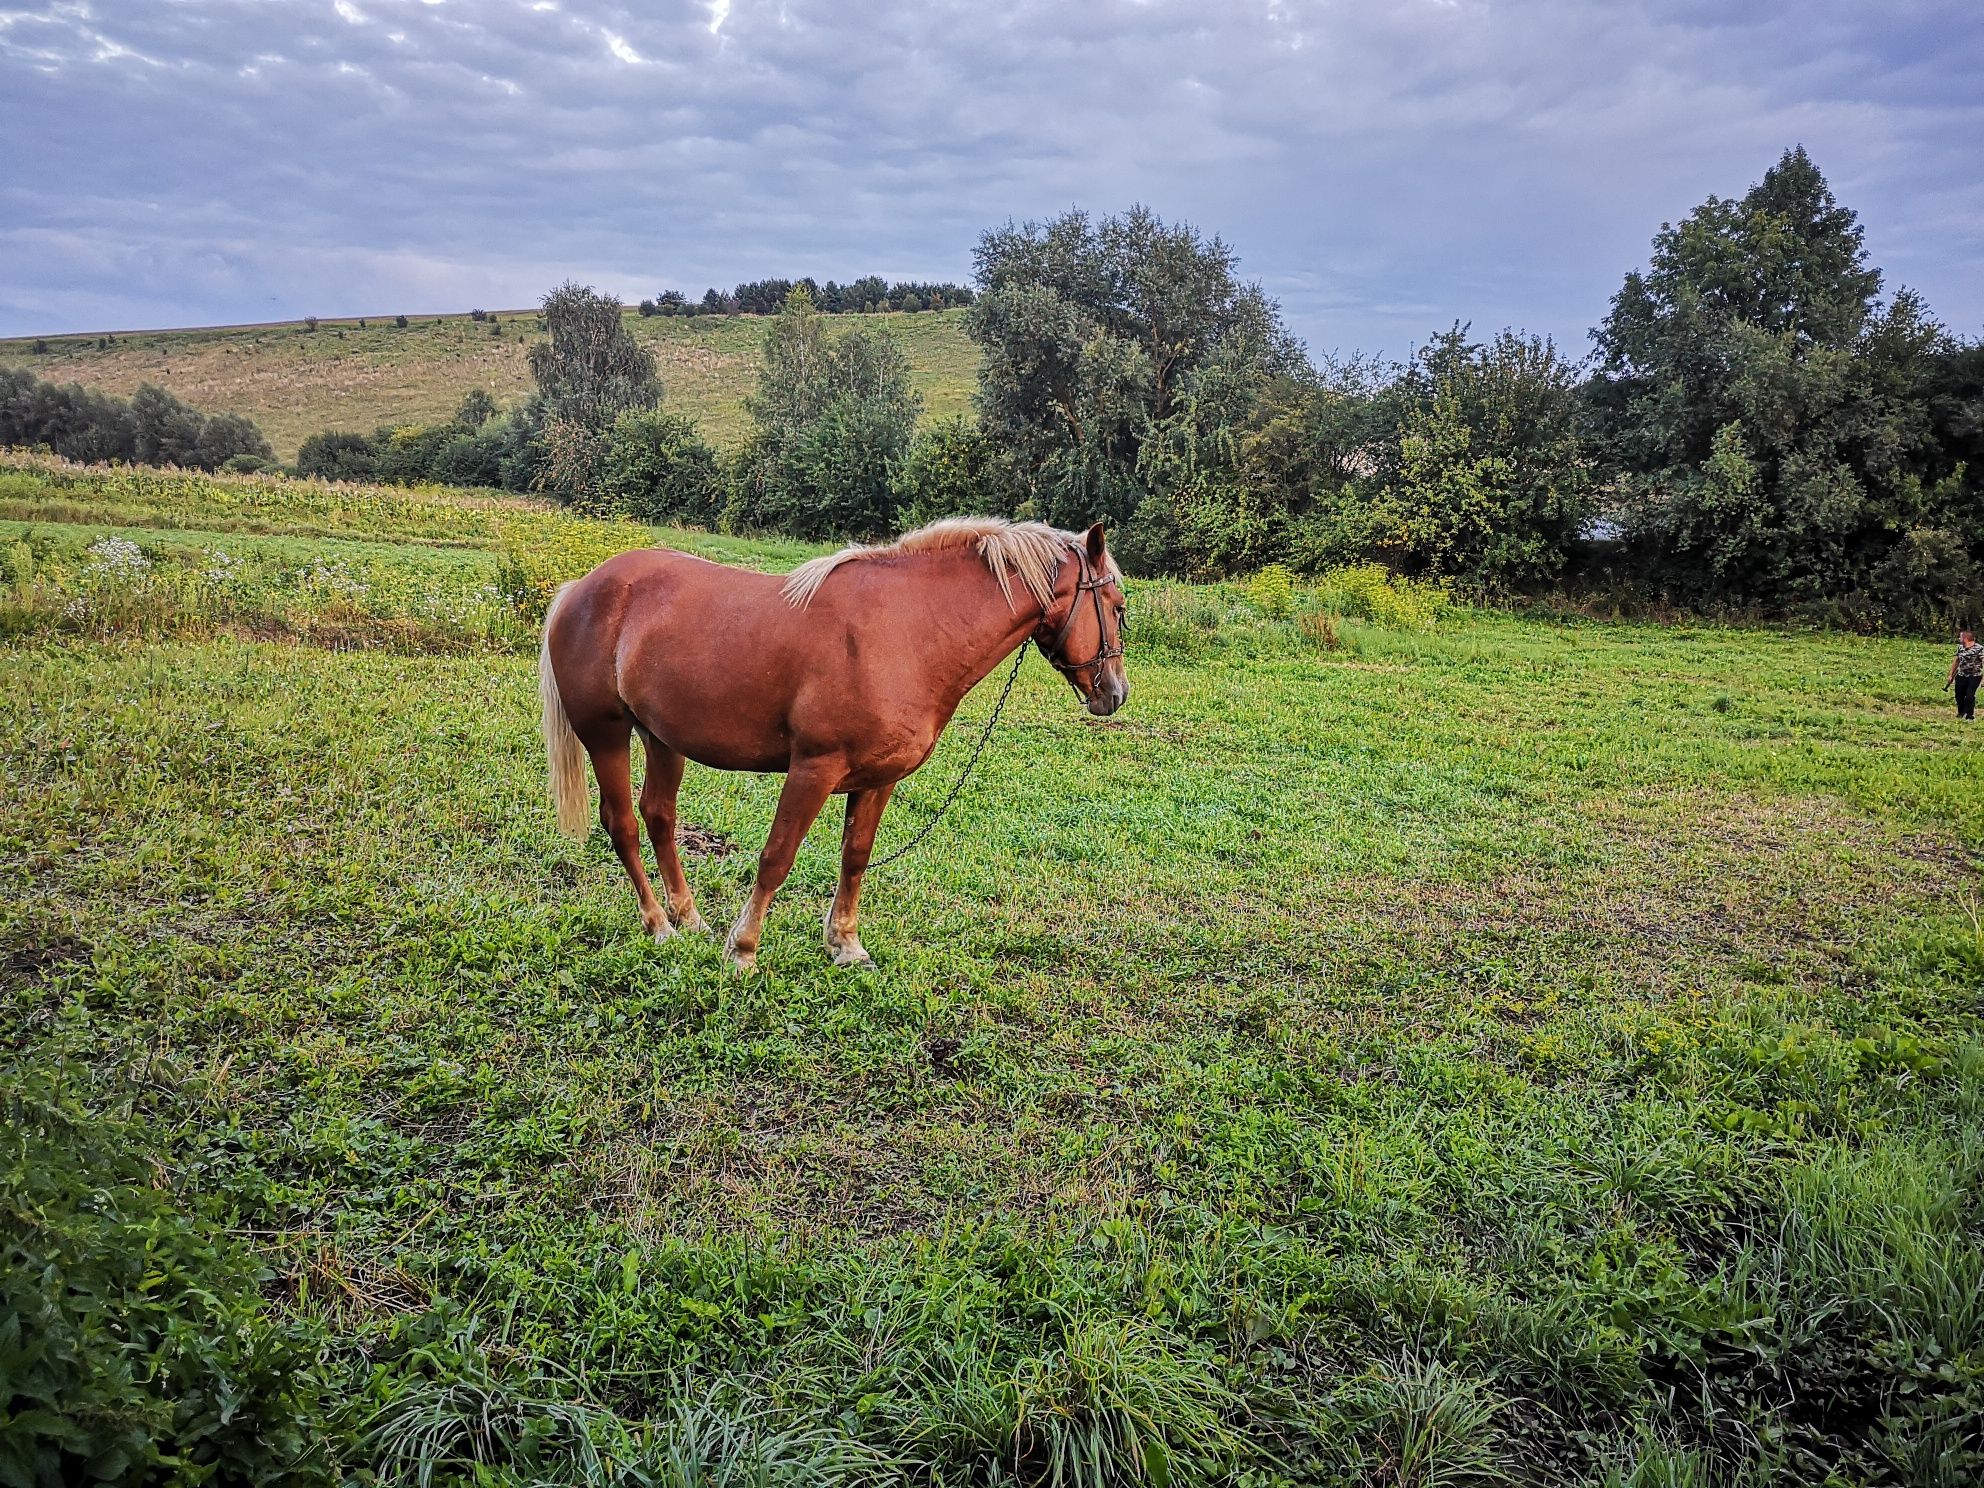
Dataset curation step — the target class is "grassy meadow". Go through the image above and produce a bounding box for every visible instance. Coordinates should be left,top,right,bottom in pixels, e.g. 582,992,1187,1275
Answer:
3,455,1982,1485
0,308,982,460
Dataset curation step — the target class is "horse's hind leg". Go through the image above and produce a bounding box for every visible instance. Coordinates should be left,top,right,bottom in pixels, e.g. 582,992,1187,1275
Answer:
726,759,839,972
587,729,672,941
825,782,897,969
638,734,706,934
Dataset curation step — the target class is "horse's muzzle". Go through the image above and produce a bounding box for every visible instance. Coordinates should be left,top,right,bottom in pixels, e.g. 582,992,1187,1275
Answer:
1085,676,1128,717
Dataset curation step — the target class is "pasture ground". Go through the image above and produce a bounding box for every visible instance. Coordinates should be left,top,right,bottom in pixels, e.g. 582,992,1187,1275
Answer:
0,307,981,460
2,458,1981,1485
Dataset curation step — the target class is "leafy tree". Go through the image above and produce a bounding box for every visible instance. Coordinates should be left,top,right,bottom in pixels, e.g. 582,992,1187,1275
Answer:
656,290,689,316
1592,147,1952,620
526,282,661,430
192,409,274,471
893,414,1004,528
0,368,137,462
1357,327,1593,589
454,389,498,429
603,408,724,525
730,286,921,538
295,429,379,482
966,205,1300,537
130,384,209,467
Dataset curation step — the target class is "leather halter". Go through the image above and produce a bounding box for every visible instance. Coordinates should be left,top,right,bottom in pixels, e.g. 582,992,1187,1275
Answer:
1032,546,1123,699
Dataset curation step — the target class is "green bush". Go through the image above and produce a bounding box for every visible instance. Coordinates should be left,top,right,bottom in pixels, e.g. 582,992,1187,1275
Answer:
892,414,1007,528
1314,562,1449,630
1245,562,1296,617
602,408,724,526
431,424,510,489
295,430,379,483
371,424,456,486
0,1065,333,1485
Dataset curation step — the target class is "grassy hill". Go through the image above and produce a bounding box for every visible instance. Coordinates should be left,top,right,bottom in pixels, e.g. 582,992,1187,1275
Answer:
0,307,983,461
4,453,1982,1482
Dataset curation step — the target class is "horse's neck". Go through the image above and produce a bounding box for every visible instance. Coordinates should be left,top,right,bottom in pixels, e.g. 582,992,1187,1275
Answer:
921,554,1052,713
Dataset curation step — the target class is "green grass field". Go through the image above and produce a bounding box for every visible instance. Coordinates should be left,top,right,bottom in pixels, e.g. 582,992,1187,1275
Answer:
0,308,982,461
4,455,1981,1485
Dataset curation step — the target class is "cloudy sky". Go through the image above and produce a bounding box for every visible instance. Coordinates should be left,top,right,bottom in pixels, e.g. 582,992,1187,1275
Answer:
3,0,1979,357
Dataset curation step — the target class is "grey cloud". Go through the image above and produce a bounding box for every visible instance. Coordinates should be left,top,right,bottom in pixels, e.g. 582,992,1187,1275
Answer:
2,0,1979,354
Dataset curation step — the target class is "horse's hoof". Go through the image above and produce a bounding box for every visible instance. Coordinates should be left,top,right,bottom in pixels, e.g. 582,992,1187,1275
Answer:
831,944,875,970
645,916,675,943
677,912,710,935
724,936,757,973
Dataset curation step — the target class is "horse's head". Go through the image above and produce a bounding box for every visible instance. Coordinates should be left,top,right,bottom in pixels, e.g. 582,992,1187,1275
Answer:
1038,522,1130,718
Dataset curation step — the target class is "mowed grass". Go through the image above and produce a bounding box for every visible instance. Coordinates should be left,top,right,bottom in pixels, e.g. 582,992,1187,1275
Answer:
4,465,1983,1484
0,308,982,460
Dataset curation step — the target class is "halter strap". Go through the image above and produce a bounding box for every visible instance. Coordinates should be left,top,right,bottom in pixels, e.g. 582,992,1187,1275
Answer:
1032,546,1122,699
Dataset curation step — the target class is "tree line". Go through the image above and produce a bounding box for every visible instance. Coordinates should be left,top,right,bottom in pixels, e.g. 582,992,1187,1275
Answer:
570,150,1984,633
637,277,973,318
0,372,272,472
7,147,1981,632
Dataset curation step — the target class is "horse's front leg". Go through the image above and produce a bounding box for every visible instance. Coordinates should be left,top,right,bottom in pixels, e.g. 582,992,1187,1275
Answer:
726,759,840,972
826,782,898,968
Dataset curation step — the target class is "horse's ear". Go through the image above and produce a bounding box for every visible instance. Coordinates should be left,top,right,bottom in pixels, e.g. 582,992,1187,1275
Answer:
1084,522,1107,564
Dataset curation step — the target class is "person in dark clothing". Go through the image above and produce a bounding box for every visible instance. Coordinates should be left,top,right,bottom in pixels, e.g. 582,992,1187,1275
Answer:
1947,629,1983,720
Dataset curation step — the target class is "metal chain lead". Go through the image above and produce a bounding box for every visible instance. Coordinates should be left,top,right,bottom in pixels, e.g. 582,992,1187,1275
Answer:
865,642,1029,872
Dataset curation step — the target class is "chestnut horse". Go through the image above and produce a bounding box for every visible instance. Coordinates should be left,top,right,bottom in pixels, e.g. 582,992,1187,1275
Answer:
539,517,1128,970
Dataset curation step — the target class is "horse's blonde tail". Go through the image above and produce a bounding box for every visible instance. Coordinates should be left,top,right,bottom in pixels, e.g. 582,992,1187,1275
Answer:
539,583,591,838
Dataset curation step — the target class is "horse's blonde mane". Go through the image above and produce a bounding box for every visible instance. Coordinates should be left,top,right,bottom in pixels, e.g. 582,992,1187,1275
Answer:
781,516,1093,611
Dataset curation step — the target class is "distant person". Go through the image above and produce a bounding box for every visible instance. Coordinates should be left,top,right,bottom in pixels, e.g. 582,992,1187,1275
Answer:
1947,628,1983,721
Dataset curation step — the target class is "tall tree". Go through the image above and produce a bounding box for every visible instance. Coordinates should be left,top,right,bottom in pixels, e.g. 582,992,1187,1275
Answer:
731,286,921,539
1361,328,1594,590
965,206,1301,538
1593,147,1958,620
526,282,660,430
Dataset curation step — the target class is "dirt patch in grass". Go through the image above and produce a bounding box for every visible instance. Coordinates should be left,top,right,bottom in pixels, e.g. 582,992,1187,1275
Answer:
677,823,735,859
1,932,90,986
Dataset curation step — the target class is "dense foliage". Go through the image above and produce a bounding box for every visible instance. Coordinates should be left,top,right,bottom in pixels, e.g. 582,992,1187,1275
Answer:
729,287,923,538
1311,329,1595,590
966,205,1304,539
1591,147,1977,629
0,369,271,471
0,1066,332,1486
